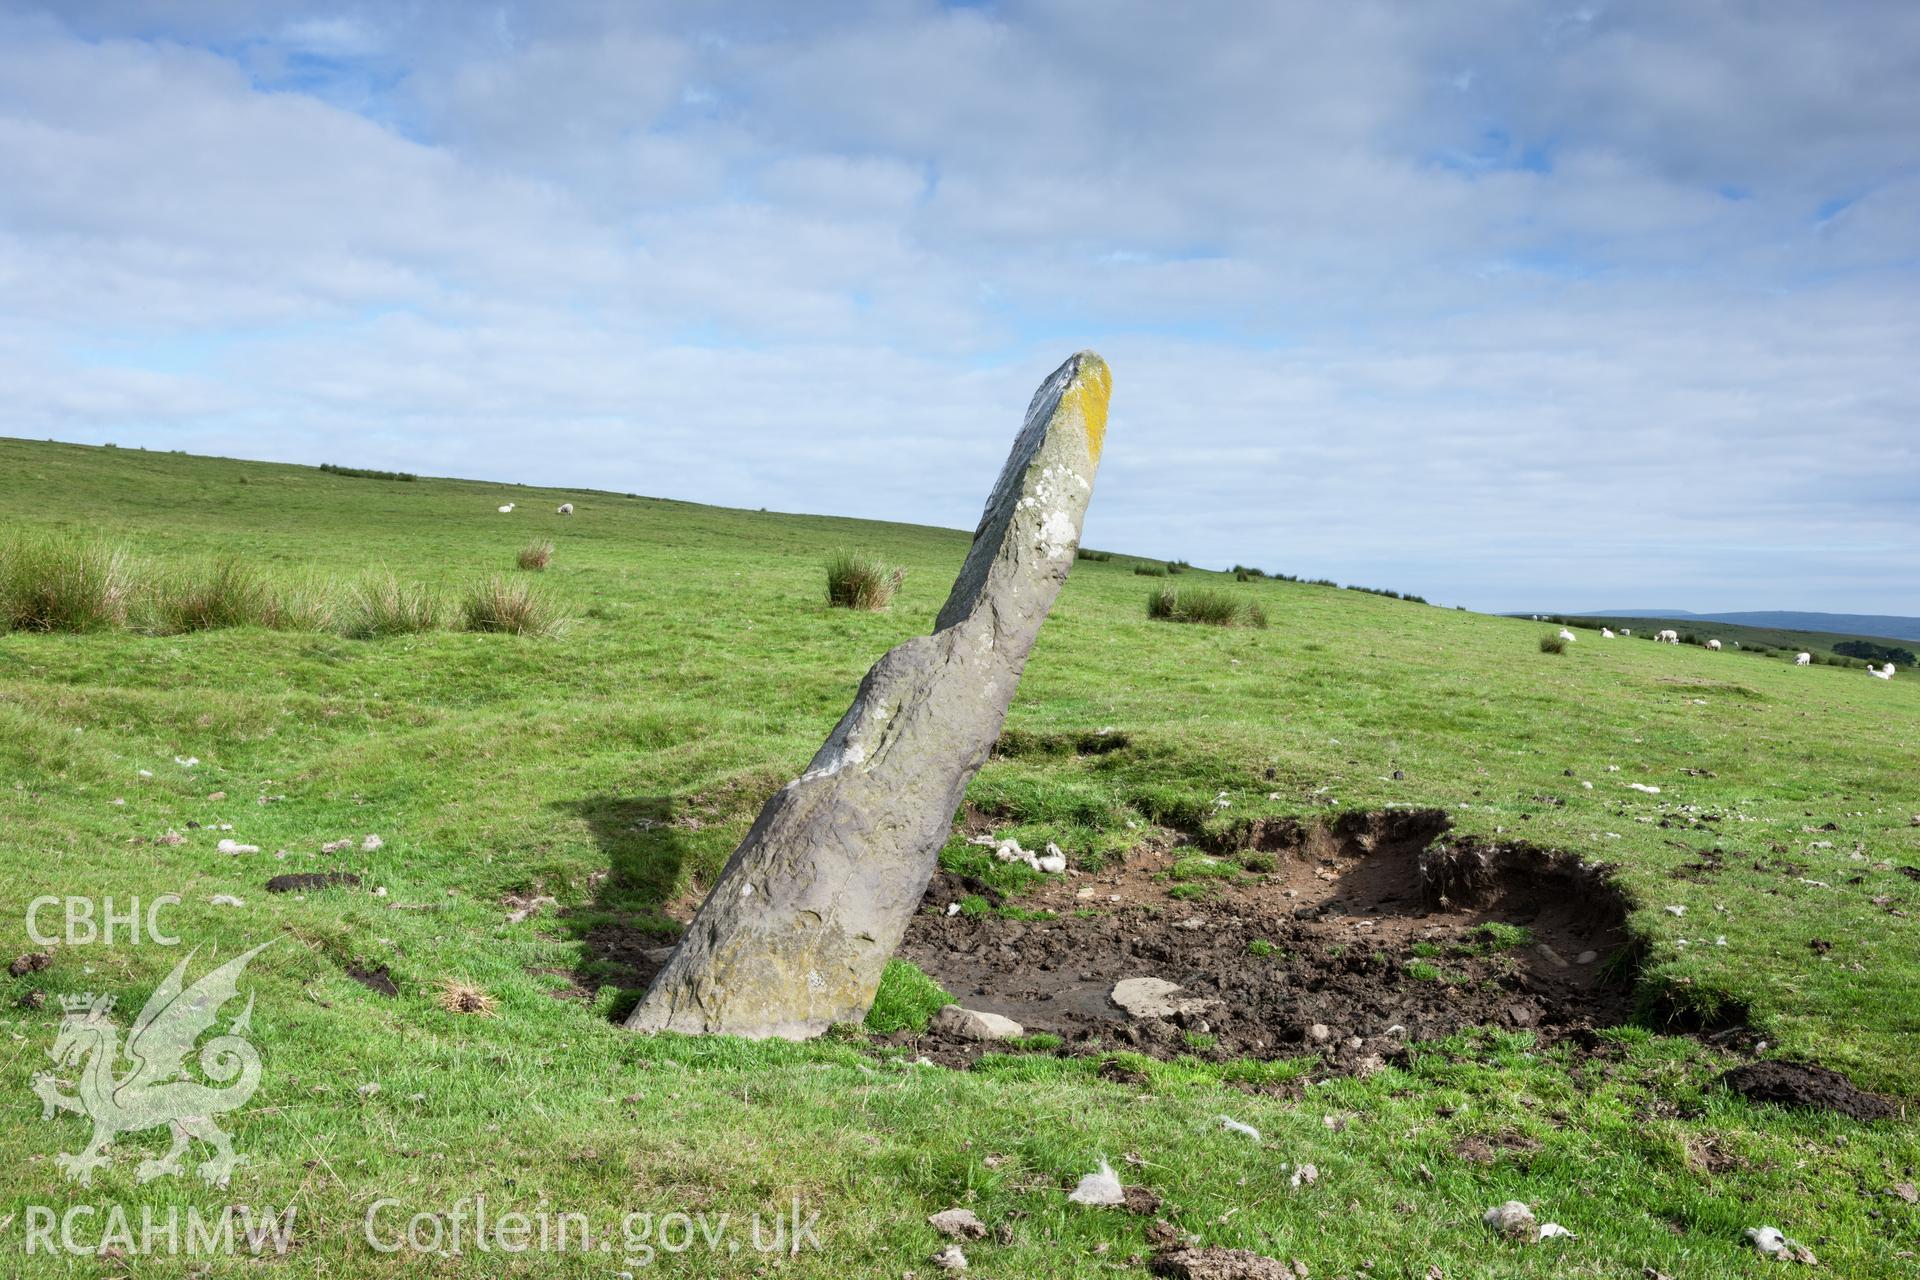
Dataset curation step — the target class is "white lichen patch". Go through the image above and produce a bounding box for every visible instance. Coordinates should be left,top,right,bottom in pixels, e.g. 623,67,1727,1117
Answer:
1037,510,1078,559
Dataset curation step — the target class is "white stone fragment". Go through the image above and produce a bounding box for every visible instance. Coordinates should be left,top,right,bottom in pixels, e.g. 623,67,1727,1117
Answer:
930,1004,1025,1041
1483,1200,1538,1240
1067,1160,1125,1206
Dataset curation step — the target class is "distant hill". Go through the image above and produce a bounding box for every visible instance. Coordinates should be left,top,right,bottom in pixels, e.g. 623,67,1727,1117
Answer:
1584,609,1920,643
1525,610,1918,666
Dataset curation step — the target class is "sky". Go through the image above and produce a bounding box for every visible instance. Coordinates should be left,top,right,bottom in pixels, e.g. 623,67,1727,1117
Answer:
1,2,1916,613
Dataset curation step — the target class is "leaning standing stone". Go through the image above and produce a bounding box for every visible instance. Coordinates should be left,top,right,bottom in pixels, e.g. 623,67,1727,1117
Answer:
626,351,1112,1039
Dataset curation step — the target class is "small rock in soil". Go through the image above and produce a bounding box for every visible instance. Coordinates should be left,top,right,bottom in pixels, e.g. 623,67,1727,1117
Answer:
1112,977,1218,1019
929,1004,1024,1041
927,1208,986,1240
931,1242,968,1271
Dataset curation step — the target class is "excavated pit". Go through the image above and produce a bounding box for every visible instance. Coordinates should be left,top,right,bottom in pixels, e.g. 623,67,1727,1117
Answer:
894,809,1638,1069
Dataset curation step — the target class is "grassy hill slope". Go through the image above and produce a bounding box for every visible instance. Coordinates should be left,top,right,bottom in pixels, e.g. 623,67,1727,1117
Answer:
1536,612,1918,665
2,438,1916,1277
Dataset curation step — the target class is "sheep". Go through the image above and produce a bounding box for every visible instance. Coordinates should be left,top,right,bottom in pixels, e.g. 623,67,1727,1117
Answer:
1795,652,1811,666
557,502,574,515
497,503,515,513
1656,629,1680,644
1601,628,1615,639
1705,639,1722,651
1620,628,1632,636
1869,663,1894,680
1558,628,1577,643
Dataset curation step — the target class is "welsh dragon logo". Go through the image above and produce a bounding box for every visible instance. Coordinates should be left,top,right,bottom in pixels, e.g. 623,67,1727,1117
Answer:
32,941,270,1187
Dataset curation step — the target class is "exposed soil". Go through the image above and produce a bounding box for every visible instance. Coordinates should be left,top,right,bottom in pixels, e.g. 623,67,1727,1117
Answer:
895,809,1638,1070
266,871,361,894
1720,1061,1899,1122
345,963,398,997
1150,1245,1299,1279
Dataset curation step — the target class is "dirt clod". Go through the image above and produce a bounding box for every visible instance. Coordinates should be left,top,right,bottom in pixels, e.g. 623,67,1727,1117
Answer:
928,1208,987,1240
1150,1246,1303,1279
1721,1061,1897,1122
9,951,52,977
267,872,361,894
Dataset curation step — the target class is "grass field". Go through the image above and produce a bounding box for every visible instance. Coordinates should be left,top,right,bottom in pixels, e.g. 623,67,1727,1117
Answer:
1,437,1916,1277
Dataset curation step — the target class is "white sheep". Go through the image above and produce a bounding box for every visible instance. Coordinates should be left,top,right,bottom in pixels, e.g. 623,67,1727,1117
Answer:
1621,628,1632,636
497,503,515,513
1795,653,1811,666
1705,639,1722,651
1869,664,1894,680
557,502,574,515
1656,629,1680,644
1601,628,1615,638
1558,628,1577,643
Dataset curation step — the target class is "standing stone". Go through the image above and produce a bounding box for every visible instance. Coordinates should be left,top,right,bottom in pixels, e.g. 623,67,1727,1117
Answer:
626,351,1112,1039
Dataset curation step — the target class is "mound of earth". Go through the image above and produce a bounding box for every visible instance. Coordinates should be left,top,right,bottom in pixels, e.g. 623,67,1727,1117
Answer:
1720,1061,1897,1122
895,809,1635,1069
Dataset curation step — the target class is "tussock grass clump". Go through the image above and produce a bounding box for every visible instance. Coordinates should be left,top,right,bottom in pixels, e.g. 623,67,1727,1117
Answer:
345,574,442,638
1133,563,1168,577
263,576,341,632
153,559,281,632
461,575,566,636
1539,634,1567,654
516,540,554,571
1147,586,1268,628
0,531,133,632
825,552,903,610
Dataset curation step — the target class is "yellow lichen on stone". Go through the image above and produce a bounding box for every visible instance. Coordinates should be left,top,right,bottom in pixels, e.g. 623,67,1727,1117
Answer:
1060,351,1111,464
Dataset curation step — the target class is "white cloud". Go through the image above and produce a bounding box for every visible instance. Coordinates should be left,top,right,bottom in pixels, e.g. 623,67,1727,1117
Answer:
0,0,1915,612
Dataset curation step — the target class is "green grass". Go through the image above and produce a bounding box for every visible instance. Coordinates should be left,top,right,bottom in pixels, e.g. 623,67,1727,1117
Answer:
0,438,1916,1277
864,960,951,1035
